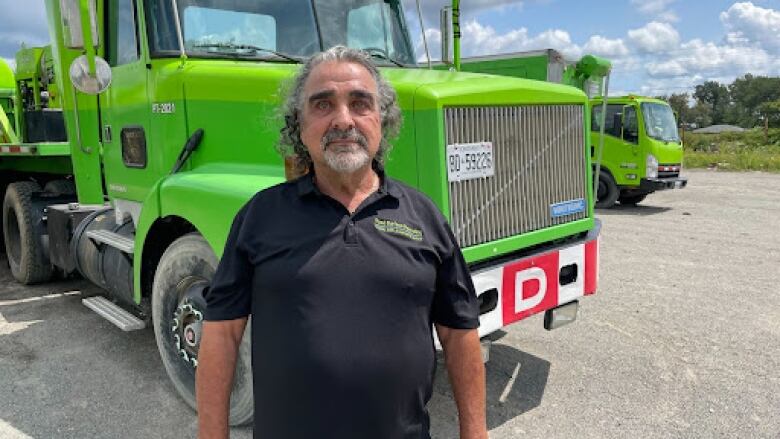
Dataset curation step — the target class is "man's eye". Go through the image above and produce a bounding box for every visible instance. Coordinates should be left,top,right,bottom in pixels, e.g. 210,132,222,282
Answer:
314,101,330,111
352,100,370,111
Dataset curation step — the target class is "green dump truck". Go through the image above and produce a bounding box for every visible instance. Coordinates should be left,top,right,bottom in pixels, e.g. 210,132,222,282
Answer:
589,95,688,207
446,49,688,207
1,0,601,423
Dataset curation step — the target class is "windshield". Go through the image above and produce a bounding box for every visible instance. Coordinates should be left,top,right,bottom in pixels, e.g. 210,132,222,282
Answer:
642,102,680,142
144,0,416,65
313,0,416,65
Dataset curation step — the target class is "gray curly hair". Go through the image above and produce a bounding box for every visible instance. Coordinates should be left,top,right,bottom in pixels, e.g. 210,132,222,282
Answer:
278,46,402,173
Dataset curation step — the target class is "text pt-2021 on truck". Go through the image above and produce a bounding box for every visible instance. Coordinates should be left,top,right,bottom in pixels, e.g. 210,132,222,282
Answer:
0,0,599,423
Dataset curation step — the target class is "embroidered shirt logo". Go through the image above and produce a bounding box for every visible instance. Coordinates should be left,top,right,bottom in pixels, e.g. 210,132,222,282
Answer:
374,218,423,241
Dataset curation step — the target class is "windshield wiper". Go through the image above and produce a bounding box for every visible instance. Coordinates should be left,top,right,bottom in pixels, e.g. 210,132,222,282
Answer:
361,48,404,67
191,42,301,63
651,134,680,143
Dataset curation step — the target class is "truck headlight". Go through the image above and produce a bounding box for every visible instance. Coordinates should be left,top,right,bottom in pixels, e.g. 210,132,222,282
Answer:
646,154,658,179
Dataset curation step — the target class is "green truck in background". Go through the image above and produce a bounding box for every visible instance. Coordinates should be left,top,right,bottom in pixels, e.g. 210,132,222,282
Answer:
445,49,688,207
590,94,687,206
0,58,15,142
0,0,601,424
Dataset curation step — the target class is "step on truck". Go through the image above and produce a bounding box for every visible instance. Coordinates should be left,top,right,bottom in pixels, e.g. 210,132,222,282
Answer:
0,0,600,424
443,48,688,207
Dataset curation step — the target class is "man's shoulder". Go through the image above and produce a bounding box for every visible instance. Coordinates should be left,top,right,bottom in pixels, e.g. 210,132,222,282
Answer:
385,177,445,220
386,176,424,200
242,178,300,215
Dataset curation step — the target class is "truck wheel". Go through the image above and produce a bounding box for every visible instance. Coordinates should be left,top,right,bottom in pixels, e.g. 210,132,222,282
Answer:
2,181,54,284
619,194,647,205
595,170,619,209
152,233,253,426
43,179,76,196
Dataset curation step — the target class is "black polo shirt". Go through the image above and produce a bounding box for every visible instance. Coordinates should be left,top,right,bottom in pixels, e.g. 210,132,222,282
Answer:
205,171,479,439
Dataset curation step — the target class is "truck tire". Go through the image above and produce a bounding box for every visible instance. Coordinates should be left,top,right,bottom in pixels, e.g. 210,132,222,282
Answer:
595,170,619,209
2,181,54,284
43,179,76,196
618,193,647,205
152,233,253,426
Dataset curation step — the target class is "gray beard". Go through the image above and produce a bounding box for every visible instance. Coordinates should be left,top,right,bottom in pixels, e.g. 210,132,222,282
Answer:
323,146,370,173
320,127,371,173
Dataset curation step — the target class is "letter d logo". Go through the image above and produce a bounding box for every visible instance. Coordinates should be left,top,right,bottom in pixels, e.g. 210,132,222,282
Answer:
515,267,546,313
502,252,559,325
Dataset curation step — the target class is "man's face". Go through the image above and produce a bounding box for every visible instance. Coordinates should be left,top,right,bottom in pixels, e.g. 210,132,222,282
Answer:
300,60,382,173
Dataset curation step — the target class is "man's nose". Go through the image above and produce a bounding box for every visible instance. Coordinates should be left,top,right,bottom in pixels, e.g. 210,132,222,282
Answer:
331,103,355,131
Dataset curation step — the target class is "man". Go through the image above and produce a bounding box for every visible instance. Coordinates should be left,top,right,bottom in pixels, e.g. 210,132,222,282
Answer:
196,46,487,439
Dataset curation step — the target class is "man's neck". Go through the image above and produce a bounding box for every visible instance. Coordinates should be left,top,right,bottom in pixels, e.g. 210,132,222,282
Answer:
312,164,380,214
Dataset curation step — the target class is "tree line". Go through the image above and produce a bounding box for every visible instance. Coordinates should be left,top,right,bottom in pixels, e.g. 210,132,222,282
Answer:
656,74,780,129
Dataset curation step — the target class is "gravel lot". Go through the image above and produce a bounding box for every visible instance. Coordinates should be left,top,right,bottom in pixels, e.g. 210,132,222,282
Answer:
1,169,778,438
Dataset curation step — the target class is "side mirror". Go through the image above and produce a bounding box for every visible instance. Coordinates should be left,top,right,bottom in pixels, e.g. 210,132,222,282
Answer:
69,55,111,94
62,0,111,94
440,6,452,65
60,0,99,49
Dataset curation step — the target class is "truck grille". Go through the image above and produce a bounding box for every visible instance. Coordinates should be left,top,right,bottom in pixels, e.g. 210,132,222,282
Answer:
445,105,588,248
658,164,681,178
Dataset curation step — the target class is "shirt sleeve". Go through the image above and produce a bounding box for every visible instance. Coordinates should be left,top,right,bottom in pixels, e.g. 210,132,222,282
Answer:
431,223,480,329
204,205,253,321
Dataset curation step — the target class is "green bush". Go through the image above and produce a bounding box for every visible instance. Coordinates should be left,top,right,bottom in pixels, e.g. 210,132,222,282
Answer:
683,128,780,171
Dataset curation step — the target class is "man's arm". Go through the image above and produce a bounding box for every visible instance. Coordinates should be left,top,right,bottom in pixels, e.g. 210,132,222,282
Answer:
435,324,488,439
196,318,248,439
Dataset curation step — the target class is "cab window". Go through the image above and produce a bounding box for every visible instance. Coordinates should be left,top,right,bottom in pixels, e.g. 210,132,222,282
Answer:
591,104,623,137
622,106,639,143
106,0,140,66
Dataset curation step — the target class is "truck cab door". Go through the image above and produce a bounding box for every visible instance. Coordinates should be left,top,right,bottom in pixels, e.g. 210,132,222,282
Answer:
592,103,639,185
99,0,156,204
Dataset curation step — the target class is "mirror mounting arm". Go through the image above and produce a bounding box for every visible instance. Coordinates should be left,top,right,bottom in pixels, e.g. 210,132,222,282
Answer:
78,0,97,75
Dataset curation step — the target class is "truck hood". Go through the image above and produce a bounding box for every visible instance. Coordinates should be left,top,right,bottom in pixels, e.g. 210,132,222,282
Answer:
648,137,684,164
175,60,588,112
155,59,588,196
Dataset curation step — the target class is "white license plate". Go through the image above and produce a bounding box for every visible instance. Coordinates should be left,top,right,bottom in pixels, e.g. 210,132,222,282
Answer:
447,142,495,182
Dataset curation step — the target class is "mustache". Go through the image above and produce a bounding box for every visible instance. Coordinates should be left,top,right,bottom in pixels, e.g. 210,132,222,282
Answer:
320,128,368,150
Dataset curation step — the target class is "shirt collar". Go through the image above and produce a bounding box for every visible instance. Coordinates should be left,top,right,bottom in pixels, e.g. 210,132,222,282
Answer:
295,167,403,199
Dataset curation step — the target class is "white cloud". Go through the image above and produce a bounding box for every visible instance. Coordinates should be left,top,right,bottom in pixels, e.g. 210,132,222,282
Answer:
456,20,582,59
720,2,780,53
646,60,687,77
627,21,680,53
630,0,679,22
675,38,773,75
416,28,442,62
583,36,629,57
402,0,524,27
631,0,673,15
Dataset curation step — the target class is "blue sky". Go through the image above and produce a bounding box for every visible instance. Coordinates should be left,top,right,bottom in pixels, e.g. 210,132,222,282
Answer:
401,0,780,96
1,0,779,97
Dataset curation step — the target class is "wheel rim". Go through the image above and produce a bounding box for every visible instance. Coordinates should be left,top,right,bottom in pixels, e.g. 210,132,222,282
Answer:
5,208,21,265
169,277,209,370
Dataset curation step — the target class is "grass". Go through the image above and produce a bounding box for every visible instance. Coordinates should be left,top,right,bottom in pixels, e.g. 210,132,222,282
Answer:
682,128,780,172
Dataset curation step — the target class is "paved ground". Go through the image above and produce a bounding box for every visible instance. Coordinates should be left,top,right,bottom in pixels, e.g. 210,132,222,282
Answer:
0,169,778,438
